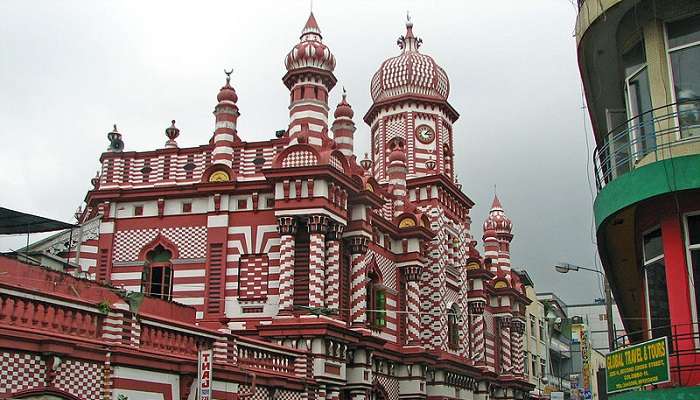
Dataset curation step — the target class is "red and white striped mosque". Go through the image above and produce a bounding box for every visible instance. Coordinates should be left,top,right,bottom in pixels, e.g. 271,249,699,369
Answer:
0,13,532,400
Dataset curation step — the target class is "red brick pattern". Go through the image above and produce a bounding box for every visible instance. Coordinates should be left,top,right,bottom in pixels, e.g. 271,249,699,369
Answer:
0,352,45,394
308,232,326,308
54,358,104,400
239,255,270,300
282,151,317,168
278,234,296,311
324,239,341,311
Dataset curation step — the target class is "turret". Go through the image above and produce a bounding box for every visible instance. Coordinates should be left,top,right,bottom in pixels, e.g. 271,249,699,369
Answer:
331,88,356,156
387,139,408,216
212,70,240,167
283,12,337,146
483,194,514,277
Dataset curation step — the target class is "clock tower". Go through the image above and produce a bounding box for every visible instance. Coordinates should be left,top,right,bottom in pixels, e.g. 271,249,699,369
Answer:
364,17,459,183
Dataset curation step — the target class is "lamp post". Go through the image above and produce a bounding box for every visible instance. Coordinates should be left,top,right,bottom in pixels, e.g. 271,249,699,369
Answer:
554,262,616,352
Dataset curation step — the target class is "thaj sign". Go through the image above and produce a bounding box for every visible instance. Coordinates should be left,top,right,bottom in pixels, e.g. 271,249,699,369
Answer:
198,347,213,400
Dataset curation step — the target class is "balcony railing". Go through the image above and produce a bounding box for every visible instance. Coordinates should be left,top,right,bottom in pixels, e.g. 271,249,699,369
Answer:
593,100,700,191
614,322,700,387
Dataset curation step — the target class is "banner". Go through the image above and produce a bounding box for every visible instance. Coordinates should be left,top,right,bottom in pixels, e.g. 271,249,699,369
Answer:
606,336,670,393
198,347,213,400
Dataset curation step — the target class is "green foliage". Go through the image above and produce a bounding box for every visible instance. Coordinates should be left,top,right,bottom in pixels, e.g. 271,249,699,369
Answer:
97,300,111,315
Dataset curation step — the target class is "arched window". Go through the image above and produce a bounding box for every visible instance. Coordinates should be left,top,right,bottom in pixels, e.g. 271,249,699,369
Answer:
367,272,386,329
447,304,460,349
142,245,173,301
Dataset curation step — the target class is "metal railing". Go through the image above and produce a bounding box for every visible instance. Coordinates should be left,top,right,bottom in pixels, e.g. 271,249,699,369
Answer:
614,322,700,387
593,100,700,191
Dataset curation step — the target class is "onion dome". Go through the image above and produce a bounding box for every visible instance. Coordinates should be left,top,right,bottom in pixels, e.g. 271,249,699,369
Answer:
334,88,354,118
285,12,336,72
483,194,513,234
217,70,238,103
388,146,407,163
370,18,449,102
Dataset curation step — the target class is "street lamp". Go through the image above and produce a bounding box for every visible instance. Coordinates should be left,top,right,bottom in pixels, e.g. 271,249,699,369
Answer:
554,262,616,352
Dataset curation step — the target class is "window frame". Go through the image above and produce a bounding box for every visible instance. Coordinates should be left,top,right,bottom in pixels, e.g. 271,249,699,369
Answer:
367,274,386,330
641,226,670,339
447,305,460,349
664,17,700,140
142,261,173,301
683,211,700,343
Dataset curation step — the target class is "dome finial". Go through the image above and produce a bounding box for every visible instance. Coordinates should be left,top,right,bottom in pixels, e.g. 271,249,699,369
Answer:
224,68,233,85
397,14,421,51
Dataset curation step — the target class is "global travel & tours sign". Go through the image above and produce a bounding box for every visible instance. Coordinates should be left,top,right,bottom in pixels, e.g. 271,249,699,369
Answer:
606,336,670,393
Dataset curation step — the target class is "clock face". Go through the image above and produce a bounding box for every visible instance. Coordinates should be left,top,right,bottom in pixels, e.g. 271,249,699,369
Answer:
415,124,435,144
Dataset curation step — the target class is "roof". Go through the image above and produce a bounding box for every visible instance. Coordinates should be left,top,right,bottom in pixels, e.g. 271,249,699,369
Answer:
0,207,75,234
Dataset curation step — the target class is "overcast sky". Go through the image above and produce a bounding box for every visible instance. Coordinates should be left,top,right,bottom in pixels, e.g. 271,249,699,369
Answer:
0,0,604,303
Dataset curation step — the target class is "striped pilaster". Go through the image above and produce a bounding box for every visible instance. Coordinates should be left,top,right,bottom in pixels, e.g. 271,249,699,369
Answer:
387,148,407,217
277,217,297,312
325,223,343,312
308,215,329,309
327,387,340,400
499,316,512,374
511,319,525,376
350,390,367,400
347,236,369,326
469,301,486,364
406,280,421,344
309,232,326,308
317,384,327,400
103,351,112,400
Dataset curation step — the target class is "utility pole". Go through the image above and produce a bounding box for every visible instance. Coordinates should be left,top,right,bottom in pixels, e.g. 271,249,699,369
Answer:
604,278,615,352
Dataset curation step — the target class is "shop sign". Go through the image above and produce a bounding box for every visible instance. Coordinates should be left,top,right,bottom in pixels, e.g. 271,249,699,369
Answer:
198,347,213,400
606,336,670,393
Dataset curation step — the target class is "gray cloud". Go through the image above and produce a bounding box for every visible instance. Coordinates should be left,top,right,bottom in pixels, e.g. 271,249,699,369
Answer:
0,0,603,303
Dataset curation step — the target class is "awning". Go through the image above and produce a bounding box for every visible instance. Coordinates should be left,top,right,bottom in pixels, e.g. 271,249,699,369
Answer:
0,207,76,234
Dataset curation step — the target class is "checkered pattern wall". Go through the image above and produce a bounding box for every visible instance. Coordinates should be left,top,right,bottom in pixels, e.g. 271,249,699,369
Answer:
375,374,400,400
239,255,270,299
113,226,207,262
282,151,317,168
0,352,45,394
54,358,104,400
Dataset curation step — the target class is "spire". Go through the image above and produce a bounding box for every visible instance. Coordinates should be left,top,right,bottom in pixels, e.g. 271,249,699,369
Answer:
491,194,503,211
397,13,422,52
332,87,356,156
301,12,322,40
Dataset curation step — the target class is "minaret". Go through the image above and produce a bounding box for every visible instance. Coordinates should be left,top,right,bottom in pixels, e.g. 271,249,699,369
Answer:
283,12,337,146
212,70,240,168
331,88,356,156
482,194,514,277
387,140,408,216
366,17,457,183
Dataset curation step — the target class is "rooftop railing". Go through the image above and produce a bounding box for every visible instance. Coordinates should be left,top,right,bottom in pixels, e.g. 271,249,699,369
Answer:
593,100,700,191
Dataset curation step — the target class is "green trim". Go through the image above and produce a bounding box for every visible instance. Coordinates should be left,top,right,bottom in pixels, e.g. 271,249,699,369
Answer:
610,386,700,400
594,154,700,230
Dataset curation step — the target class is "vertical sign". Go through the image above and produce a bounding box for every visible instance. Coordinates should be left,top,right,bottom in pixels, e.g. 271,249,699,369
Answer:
580,328,591,391
198,347,213,400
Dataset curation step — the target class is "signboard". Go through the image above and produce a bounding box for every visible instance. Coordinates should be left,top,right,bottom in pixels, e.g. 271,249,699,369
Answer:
580,327,591,391
198,347,213,400
606,336,670,393
550,391,564,400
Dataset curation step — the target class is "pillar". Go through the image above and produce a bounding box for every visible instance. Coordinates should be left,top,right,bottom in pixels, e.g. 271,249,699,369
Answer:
325,223,344,311
403,265,423,345
510,318,525,377
469,300,486,365
348,235,369,326
212,73,239,167
277,216,297,312
499,315,512,374
308,215,329,309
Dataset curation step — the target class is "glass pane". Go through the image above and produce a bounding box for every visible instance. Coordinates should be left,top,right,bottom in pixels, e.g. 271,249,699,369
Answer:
668,15,700,49
670,45,700,138
628,68,656,156
643,229,663,262
689,215,700,245
623,41,646,77
692,250,700,326
646,260,672,343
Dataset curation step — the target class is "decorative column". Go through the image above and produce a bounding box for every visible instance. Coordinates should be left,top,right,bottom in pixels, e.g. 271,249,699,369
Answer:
402,264,423,345
326,387,340,400
350,390,367,400
469,300,486,365
511,318,525,377
325,223,344,311
212,70,239,167
308,215,329,309
277,216,298,312
499,315,513,374
347,235,369,326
